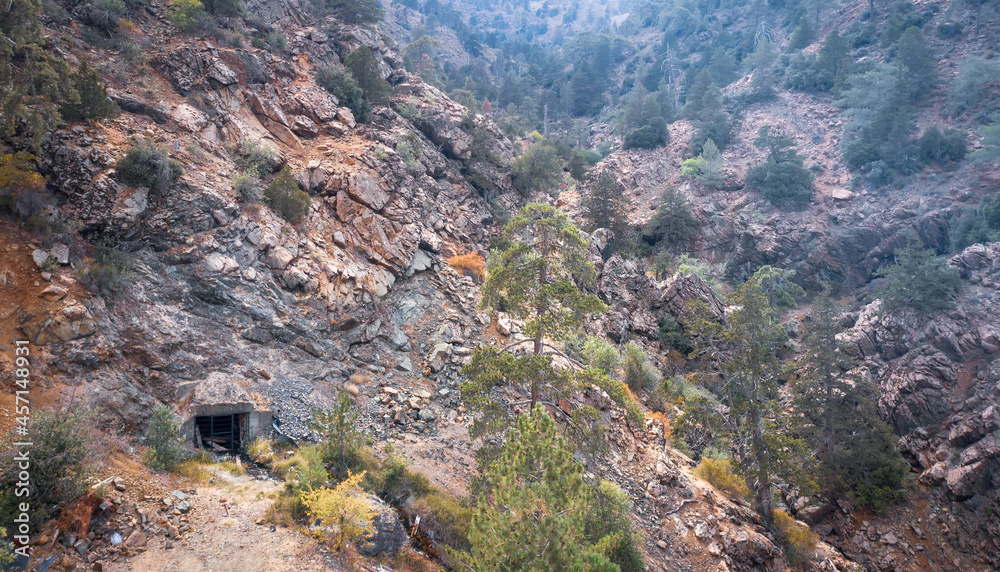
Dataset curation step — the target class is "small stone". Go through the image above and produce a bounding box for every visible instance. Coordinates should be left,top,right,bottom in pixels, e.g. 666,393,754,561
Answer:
656,540,667,550
125,531,147,548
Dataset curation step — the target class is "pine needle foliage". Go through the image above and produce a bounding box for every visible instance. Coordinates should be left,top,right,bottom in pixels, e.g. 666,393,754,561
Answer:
458,406,626,572
462,204,640,449
688,268,816,527
309,389,365,481
793,288,910,511
874,244,961,312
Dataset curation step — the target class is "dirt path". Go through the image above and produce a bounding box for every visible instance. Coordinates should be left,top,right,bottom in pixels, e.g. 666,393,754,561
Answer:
107,466,337,572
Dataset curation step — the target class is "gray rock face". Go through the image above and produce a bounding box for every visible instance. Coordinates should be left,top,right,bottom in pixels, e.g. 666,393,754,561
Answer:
358,496,408,557
589,233,724,344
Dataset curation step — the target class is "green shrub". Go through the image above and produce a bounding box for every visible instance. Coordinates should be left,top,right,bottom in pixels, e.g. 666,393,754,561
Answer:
411,492,472,553
936,22,963,39
61,61,119,122
396,136,423,174
0,410,95,528
232,171,261,203
344,46,390,107
316,65,371,123
954,193,1000,247
511,141,561,194
0,152,47,220
581,149,602,165
265,30,287,51
116,139,183,191
623,117,668,150
235,140,279,178
917,126,967,167
202,0,241,16
319,0,384,24
273,446,331,520
658,314,691,355
622,341,662,391
0,531,12,567
143,404,190,471
746,126,813,207
874,244,961,311
84,0,126,32
80,233,133,297
641,186,701,251
585,480,646,572
119,40,148,67
264,166,311,224
581,336,620,376
167,0,208,32
946,57,1000,121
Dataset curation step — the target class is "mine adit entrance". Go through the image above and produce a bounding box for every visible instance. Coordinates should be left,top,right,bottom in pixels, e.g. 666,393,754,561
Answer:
194,412,246,452
183,403,272,453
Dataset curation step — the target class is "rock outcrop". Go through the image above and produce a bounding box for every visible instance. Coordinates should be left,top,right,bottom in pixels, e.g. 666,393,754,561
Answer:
840,242,1000,561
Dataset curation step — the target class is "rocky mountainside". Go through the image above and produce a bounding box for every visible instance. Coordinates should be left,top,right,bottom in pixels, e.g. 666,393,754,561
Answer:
2,0,1000,571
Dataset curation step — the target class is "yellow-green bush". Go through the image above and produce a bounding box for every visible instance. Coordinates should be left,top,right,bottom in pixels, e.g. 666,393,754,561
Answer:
773,508,817,567
411,492,472,551
301,471,375,551
694,457,749,498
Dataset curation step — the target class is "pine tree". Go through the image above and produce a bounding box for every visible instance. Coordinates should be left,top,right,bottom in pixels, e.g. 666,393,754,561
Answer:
682,138,724,189
689,269,815,527
61,61,119,122
893,26,937,104
461,204,639,442
788,14,816,51
874,244,962,311
581,171,630,238
0,0,77,150
308,389,364,480
641,186,701,251
746,126,813,207
793,288,910,510
684,69,722,122
460,406,620,572
814,30,851,92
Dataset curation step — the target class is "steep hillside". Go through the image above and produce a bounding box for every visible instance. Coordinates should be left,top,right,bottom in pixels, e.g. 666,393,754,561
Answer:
2,0,1000,571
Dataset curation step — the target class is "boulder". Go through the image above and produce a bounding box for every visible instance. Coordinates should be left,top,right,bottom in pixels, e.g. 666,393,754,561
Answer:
358,496,407,557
